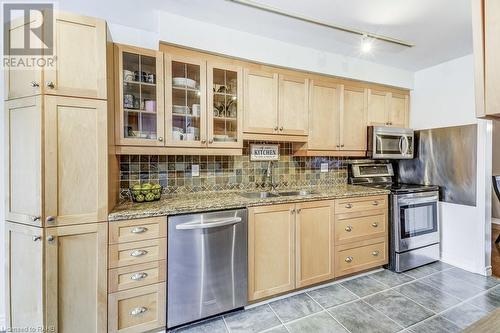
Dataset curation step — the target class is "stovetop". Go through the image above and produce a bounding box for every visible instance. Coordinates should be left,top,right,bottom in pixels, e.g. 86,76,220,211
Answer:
360,183,440,194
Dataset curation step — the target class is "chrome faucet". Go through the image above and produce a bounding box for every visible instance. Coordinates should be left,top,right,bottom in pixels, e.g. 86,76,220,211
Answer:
265,161,278,192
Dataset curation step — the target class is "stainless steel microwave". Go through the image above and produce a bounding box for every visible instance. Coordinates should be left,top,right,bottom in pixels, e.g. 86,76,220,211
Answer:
367,126,414,159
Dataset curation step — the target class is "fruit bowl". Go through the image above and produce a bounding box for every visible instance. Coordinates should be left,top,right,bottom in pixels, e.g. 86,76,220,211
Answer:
129,183,163,203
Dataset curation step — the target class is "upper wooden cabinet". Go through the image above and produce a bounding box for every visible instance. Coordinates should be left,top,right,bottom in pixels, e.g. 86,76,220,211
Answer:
243,69,308,140
367,89,409,128
5,96,109,227
472,0,500,118
341,86,368,151
115,44,165,146
5,12,107,100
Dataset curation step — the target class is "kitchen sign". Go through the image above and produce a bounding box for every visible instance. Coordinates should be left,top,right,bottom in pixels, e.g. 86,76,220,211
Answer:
250,144,280,161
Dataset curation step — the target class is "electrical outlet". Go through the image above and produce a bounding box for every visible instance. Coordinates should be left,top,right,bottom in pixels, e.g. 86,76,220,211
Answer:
192,164,200,177
320,162,329,173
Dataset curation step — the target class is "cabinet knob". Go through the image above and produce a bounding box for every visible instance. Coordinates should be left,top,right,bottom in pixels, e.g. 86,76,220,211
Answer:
32,236,42,242
372,201,379,206
345,256,353,263
130,249,148,257
208,139,213,144
296,208,302,213
47,235,55,243
274,126,278,131
129,307,148,316
201,139,206,144
345,225,353,232
279,126,284,131
31,216,41,222
372,250,380,257
30,81,40,87
46,216,56,224
372,222,379,228
130,272,148,281
46,81,55,89
341,144,345,148
158,137,163,142
131,226,148,234
336,145,340,148
290,208,296,214
345,203,353,209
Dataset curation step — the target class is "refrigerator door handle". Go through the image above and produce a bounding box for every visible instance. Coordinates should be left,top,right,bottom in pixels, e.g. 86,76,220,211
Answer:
176,217,242,230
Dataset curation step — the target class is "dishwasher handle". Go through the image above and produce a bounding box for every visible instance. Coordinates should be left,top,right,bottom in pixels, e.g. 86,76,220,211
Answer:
176,216,243,230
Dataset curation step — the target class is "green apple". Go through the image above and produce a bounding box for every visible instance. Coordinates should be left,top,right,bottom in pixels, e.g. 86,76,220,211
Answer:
152,184,161,195
135,194,145,202
132,184,141,196
141,183,152,195
154,193,161,200
145,192,155,201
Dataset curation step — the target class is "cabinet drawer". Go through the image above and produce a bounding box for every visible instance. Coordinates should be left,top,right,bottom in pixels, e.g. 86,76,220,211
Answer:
335,213,386,244
108,283,166,333
109,261,166,293
109,239,166,268
335,195,387,214
109,217,166,244
335,238,387,277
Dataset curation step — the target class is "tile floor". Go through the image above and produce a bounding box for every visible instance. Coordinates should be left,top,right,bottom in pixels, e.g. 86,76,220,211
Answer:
167,262,500,333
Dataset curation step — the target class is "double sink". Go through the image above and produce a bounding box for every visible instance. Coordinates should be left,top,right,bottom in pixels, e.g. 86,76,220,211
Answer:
239,189,319,199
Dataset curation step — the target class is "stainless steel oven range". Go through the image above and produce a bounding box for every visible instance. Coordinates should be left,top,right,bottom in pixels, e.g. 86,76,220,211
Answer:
350,162,440,272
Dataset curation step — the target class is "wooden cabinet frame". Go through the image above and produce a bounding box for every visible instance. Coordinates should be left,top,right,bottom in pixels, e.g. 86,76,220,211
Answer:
278,74,309,136
115,44,165,146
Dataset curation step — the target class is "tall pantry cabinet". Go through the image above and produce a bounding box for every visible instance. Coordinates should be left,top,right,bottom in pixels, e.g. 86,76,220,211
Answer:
4,11,117,333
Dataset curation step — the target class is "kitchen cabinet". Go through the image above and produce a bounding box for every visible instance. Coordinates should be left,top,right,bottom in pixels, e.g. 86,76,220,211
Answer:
341,86,368,151
248,204,296,301
115,44,164,146
279,74,309,136
5,96,109,227
5,222,107,333
367,89,409,128
307,79,341,150
473,0,500,118
4,12,107,100
5,222,44,329
295,201,335,288
45,223,108,333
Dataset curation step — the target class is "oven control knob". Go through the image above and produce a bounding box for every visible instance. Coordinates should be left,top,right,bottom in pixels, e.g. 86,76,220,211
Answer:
345,256,353,263
345,225,352,232
372,222,379,228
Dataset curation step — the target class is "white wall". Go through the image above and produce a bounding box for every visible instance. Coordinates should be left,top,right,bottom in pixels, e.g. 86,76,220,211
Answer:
411,54,492,275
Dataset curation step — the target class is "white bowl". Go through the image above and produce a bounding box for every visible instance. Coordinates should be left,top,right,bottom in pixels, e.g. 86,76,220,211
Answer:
172,77,197,89
173,105,189,114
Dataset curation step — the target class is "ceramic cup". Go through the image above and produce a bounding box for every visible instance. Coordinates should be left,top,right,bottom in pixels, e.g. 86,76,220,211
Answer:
123,70,135,81
185,133,195,141
172,131,183,141
144,100,156,112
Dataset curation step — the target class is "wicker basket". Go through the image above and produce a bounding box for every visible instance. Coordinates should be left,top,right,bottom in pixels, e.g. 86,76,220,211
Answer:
129,183,162,203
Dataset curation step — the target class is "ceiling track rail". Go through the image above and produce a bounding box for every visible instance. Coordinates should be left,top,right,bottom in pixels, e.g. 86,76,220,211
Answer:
227,0,415,48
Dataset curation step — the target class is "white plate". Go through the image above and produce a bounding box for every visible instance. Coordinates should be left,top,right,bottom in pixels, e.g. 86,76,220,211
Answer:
173,105,190,114
172,77,197,89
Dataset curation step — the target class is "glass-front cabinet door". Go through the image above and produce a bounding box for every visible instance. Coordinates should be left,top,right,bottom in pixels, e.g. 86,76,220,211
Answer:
116,44,164,146
207,63,243,148
165,55,207,147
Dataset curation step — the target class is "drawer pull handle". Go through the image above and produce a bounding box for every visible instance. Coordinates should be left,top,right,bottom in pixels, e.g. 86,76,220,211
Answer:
345,225,353,232
372,222,379,228
372,251,380,257
372,201,379,206
130,307,148,316
131,226,148,234
130,272,148,281
345,256,353,263
345,203,353,209
130,249,148,257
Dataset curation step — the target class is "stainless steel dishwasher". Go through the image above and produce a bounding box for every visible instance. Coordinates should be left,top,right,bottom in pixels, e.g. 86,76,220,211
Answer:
167,208,248,328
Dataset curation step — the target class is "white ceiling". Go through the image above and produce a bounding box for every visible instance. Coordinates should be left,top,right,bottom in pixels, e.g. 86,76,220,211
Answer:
153,0,473,71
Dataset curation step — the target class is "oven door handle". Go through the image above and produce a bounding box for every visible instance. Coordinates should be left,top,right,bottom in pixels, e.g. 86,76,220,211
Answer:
398,196,439,205
176,217,242,230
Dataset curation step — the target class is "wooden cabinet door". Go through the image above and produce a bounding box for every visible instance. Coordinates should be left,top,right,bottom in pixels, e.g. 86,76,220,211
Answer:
243,69,279,134
207,62,243,148
248,204,295,301
45,223,107,333
4,16,43,100
44,12,107,99
308,80,340,150
44,96,108,226
5,97,43,226
389,93,409,128
367,89,389,126
5,222,45,330
341,86,367,151
115,44,165,146
279,74,309,136
295,201,335,288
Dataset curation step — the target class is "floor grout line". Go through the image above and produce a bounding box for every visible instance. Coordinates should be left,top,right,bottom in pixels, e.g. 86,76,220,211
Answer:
266,303,291,333
305,292,354,333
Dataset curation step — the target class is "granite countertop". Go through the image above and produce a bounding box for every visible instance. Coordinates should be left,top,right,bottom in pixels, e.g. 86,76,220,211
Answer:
108,184,389,221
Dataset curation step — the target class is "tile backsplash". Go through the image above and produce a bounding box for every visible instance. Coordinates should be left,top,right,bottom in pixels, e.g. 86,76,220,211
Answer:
119,142,348,198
